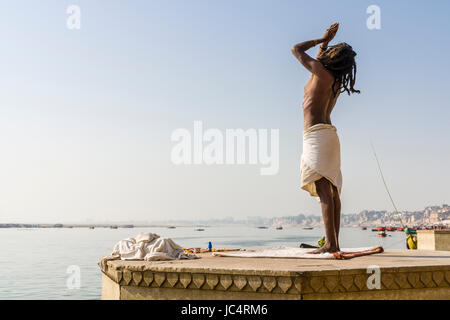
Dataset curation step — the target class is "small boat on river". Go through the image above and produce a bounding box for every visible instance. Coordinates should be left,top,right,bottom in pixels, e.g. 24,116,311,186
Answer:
378,230,387,237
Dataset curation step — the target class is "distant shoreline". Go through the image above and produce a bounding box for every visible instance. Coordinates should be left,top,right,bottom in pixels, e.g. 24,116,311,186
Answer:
1,203,449,229
0,224,205,229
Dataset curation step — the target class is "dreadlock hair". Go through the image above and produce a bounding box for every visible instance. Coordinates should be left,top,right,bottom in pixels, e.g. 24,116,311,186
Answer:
317,42,360,96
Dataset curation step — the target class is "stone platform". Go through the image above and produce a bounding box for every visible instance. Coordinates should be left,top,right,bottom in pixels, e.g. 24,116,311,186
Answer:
418,230,450,251
99,249,450,300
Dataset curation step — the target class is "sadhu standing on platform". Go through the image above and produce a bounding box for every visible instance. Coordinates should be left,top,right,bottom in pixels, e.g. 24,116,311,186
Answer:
291,23,360,254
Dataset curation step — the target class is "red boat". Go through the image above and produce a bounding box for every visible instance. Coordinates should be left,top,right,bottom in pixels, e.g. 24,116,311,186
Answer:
387,227,396,232
376,227,385,231
397,227,404,232
378,231,387,237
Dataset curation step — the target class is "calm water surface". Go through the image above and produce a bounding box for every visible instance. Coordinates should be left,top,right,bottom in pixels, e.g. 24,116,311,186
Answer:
0,226,406,299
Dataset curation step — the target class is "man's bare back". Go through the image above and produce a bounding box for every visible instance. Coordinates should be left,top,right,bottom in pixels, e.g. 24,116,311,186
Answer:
302,74,340,129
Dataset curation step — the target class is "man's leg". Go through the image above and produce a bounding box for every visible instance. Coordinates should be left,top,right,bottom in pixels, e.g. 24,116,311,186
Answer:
311,177,339,253
332,185,341,251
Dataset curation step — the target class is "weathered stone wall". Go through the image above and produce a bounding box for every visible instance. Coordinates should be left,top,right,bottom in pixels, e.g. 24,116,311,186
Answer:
100,257,450,300
418,230,450,251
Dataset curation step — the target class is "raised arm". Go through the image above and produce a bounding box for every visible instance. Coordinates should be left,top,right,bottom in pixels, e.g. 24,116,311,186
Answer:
291,39,328,76
291,23,339,76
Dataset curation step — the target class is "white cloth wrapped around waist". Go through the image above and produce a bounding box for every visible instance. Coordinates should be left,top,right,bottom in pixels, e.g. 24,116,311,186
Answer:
300,123,342,197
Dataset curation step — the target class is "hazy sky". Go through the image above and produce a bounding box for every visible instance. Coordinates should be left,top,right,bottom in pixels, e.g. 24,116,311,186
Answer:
0,0,449,223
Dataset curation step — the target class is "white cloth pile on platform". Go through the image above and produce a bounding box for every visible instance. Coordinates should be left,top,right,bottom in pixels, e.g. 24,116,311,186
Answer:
100,232,199,266
212,246,379,260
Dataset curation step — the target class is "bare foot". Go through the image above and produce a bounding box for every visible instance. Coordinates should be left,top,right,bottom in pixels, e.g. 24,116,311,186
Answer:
310,243,339,254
